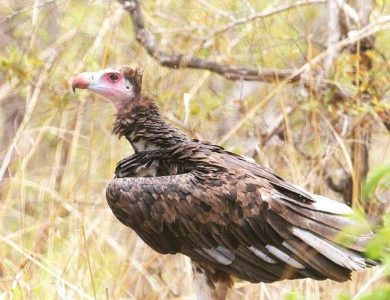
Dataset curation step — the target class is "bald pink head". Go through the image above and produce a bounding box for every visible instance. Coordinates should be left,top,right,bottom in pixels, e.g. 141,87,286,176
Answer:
72,66,143,110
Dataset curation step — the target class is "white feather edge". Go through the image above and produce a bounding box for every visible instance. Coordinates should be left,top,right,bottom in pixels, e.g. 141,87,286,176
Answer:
265,245,305,269
292,184,354,214
248,246,277,264
201,247,234,265
291,227,366,272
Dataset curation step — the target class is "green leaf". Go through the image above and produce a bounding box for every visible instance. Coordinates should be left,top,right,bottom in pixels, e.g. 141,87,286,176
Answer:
362,163,390,201
284,292,302,300
360,285,390,300
338,293,351,300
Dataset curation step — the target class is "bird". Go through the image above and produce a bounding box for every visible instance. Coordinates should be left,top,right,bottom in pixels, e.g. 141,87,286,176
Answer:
72,66,377,300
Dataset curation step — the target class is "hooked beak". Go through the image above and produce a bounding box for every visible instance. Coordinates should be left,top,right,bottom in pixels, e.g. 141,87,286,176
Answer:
72,72,91,93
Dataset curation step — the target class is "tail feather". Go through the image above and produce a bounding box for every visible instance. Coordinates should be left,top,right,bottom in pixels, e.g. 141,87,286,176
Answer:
265,190,378,280
270,196,373,251
291,227,367,272
265,211,353,281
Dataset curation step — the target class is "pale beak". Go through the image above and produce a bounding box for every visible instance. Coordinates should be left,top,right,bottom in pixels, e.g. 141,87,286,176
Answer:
72,72,91,93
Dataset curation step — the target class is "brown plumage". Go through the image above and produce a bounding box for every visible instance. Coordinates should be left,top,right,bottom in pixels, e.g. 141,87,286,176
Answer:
72,66,377,300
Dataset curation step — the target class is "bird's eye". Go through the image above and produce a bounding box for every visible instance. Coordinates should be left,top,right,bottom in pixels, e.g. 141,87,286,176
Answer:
109,74,119,82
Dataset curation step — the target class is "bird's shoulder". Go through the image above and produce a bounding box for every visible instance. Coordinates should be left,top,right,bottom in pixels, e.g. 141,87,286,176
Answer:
111,140,281,221
114,140,226,177
113,139,303,198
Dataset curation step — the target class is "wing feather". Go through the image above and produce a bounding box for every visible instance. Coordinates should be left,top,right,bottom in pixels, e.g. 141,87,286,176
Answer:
107,150,377,284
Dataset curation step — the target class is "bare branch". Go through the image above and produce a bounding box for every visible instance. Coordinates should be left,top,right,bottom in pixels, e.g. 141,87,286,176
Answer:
326,0,376,208
119,0,390,85
240,0,256,15
324,0,341,75
119,0,301,83
216,15,390,144
193,0,236,21
0,0,58,23
202,0,327,47
336,0,360,26
354,0,375,26
352,0,375,50
261,106,295,146
0,51,58,183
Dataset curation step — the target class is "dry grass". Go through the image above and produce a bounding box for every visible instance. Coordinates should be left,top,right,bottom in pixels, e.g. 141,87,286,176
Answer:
1,1,390,299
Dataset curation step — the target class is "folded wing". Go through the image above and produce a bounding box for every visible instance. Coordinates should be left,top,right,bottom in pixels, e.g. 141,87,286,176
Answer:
106,167,376,284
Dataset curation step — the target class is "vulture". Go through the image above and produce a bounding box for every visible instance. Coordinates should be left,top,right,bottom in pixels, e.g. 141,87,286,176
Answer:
72,66,377,300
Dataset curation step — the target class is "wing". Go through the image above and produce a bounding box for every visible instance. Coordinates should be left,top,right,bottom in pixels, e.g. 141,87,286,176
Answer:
106,167,376,284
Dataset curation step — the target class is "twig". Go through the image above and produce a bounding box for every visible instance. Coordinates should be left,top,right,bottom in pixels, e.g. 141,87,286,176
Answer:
0,0,59,23
352,266,386,300
323,0,341,75
193,0,236,21
336,0,360,26
119,0,390,144
201,0,327,47
261,106,295,146
240,0,256,15
119,0,301,83
0,51,58,183
217,15,390,143
82,226,98,300
119,0,390,86
0,233,94,300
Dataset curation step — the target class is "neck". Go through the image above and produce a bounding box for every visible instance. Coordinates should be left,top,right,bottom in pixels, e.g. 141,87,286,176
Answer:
113,95,190,152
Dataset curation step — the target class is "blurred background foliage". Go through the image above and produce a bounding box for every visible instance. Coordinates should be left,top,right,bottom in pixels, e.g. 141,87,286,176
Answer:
1,0,390,299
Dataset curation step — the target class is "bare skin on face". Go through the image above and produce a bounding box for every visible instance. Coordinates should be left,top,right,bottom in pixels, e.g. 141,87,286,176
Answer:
72,67,139,110
72,66,187,152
